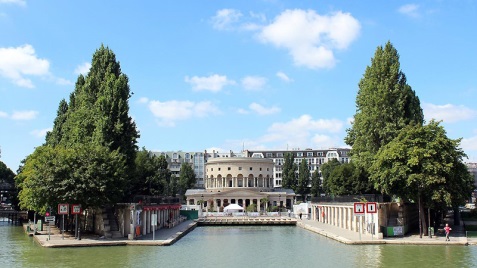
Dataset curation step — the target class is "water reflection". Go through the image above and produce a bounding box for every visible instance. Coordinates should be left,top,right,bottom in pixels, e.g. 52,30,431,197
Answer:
1,224,476,268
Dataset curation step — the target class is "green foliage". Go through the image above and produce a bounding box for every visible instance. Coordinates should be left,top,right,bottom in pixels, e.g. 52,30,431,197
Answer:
133,149,166,196
179,162,196,195
16,144,127,212
345,41,423,172
282,152,297,190
246,204,257,212
310,169,321,197
297,159,310,200
16,45,139,211
321,159,341,193
370,121,474,209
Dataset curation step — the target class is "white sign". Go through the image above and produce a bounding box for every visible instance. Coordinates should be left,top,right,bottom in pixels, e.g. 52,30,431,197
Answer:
45,216,55,223
58,204,69,215
151,214,157,226
71,204,81,215
354,202,365,216
366,202,377,213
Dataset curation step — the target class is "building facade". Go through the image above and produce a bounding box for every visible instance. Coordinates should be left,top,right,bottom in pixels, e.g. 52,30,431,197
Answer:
185,157,295,212
243,148,351,188
152,151,206,188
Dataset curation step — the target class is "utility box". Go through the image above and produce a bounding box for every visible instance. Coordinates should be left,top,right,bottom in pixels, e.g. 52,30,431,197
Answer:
37,220,43,231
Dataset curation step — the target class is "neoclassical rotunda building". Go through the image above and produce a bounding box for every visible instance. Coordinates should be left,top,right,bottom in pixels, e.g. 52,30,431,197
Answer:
185,157,295,212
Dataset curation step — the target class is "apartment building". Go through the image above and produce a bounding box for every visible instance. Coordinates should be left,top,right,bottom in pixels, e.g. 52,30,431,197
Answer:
151,151,206,188
243,148,351,187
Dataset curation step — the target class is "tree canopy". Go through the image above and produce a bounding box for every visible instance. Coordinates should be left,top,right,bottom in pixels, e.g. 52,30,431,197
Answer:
16,45,139,212
179,162,196,196
370,120,474,208
345,41,423,172
282,152,297,190
297,159,310,201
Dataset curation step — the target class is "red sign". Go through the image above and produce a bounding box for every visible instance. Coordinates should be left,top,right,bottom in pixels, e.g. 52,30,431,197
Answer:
45,212,50,216
58,203,69,215
366,202,377,213
71,204,82,215
354,202,365,215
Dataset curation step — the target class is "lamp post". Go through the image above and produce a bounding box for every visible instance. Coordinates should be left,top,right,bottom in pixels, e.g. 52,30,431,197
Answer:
279,194,281,216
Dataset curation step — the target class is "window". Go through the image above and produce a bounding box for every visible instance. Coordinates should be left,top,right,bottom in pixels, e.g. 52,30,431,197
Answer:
297,152,303,157
277,153,283,157
260,167,262,171
218,168,221,171
307,152,313,157
266,153,273,157
250,167,253,171
211,168,213,171
228,167,231,170
239,167,242,170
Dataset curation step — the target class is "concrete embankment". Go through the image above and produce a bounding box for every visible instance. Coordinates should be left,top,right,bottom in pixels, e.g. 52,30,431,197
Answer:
26,220,197,248
297,220,471,246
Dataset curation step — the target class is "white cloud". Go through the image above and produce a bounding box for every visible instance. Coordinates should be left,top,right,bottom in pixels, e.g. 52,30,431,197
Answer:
54,77,73,86
0,0,26,6
258,9,360,69
398,4,420,18
74,62,91,76
242,76,267,90
0,111,8,118
256,114,344,149
276,71,292,82
249,103,280,115
0,44,50,88
185,74,235,92
31,128,52,138
462,135,477,151
11,110,38,120
137,97,149,104
423,103,477,123
237,108,249,114
211,9,243,30
148,100,220,127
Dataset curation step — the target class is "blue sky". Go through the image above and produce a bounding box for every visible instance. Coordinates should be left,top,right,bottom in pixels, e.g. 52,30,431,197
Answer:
0,0,476,171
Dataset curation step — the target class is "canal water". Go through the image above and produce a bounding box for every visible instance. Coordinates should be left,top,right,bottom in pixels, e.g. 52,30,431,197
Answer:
1,222,476,268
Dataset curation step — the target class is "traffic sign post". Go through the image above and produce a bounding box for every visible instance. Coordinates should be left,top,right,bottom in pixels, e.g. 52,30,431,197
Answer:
45,216,55,241
354,203,365,241
366,202,377,240
58,204,69,240
71,204,81,239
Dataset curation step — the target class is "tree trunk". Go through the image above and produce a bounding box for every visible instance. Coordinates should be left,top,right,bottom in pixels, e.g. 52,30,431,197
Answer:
419,198,428,236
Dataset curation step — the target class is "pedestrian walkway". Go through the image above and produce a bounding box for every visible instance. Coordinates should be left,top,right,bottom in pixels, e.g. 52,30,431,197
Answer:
28,220,197,248
298,217,471,245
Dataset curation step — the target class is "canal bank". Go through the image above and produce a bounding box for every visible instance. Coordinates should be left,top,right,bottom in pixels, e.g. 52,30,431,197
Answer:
26,220,197,248
25,216,476,248
298,218,473,246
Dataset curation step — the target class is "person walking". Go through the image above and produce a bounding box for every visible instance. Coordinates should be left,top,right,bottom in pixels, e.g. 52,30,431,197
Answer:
444,223,452,241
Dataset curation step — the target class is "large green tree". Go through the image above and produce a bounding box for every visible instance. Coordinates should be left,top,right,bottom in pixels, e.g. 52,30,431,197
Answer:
16,45,139,212
297,159,310,201
0,160,17,208
345,41,424,172
310,169,321,197
370,120,474,235
325,162,374,196
321,159,341,194
178,162,196,196
282,152,297,190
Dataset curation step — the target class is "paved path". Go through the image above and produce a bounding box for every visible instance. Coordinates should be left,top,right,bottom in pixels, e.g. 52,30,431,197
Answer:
298,218,473,245
29,220,197,248
26,215,476,247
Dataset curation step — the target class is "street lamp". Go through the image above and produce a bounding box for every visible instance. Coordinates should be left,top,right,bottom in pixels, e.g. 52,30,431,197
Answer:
278,194,281,216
